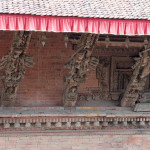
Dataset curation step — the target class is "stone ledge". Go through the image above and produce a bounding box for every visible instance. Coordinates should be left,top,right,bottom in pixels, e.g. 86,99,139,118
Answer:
0,106,132,111
134,103,150,112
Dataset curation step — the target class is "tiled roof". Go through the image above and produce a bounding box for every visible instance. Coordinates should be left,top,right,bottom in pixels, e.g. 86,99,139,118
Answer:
0,0,150,20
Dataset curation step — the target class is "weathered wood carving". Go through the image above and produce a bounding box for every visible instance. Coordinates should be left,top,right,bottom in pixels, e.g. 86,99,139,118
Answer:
63,34,99,107
0,31,34,106
121,48,150,107
97,57,110,89
94,57,110,100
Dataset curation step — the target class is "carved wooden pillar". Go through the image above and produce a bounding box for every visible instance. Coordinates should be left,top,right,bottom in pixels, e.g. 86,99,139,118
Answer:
0,31,34,106
121,48,150,107
63,33,99,107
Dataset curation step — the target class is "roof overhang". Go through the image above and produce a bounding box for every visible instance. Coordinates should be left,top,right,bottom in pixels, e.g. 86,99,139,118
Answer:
0,14,150,35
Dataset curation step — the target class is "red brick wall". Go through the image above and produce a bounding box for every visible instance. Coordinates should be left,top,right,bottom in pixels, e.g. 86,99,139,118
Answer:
0,31,98,107
0,133,149,150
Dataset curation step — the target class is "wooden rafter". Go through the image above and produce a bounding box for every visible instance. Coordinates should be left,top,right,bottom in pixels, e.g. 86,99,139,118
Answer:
0,31,34,107
63,33,99,107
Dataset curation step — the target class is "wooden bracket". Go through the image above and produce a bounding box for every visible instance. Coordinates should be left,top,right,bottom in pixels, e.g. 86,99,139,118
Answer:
0,31,34,107
63,33,99,107
121,46,150,107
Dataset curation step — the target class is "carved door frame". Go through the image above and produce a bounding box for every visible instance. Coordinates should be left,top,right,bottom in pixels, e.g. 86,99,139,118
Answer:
110,56,134,92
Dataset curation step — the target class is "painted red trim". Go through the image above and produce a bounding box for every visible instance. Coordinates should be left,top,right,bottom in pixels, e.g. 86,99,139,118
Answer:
0,14,150,35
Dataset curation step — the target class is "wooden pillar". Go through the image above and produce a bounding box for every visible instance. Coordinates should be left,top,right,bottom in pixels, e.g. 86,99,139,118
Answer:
0,31,34,106
63,33,99,107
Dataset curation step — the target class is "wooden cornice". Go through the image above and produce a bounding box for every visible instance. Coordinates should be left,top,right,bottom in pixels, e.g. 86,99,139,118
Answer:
0,107,149,131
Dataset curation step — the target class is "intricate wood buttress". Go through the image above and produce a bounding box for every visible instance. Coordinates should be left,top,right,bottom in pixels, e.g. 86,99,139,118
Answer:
63,34,99,107
121,47,150,107
0,31,34,106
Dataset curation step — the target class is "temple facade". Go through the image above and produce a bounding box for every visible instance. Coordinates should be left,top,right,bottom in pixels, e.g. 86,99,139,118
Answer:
0,0,150,150
1,32,149,108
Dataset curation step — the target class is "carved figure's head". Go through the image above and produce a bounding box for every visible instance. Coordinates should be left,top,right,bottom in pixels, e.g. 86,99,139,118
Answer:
14,50,22,58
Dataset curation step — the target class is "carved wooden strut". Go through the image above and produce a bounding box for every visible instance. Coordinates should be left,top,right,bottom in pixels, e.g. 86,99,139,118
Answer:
63,34,99,107
121,47,150,107
0,31,34,106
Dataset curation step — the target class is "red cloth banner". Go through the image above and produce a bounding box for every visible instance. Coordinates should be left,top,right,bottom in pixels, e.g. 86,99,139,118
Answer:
0,14,150,35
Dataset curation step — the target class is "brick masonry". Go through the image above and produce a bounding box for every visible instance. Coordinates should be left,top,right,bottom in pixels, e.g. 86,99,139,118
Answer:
0,133,150,150
0,31,98,107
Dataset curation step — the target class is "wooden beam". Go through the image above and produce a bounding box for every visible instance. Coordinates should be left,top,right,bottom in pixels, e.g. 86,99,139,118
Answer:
70,39,146,48
0,31,34,107
96,41,146,48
